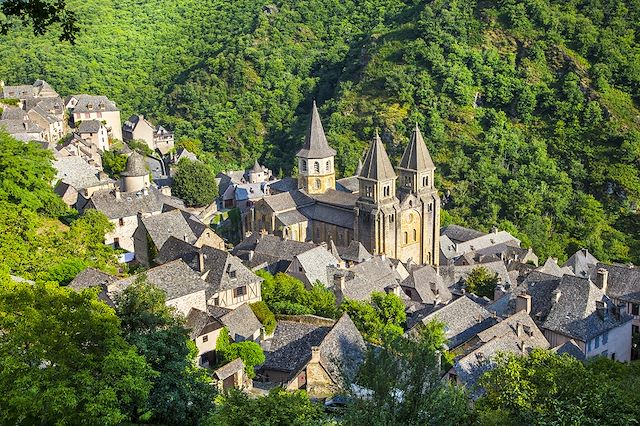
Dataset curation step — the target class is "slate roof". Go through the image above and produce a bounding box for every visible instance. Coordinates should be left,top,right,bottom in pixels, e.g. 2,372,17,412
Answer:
454,231,520,255
112,259,207,301
359,131,396,181
440,261,513,289
337,241,372,263
401,264,452,304
200,246,263,293
535,257,574,277
564,249,599,278
77,120,103,134
591,263,640,303
214,358,245,381
1,106,28,120
121,151,149,177
300,203,355,229
141,209,199,249
249,159,263,173
235,183,268,201
516,271,565,321
70,95,118,113
276,209,309,226
262,190,314,212
0,119,43,134
87,187,166,219
53,156,101,189
262,320,331,373
419,296,497,349
175,148,197,163
316,314,366,385
339,256,404,301
541,275,631,342
441,225,486,244
398,124,435,171
296,101,336,158
294,246,339,287
312,189,359,209
233,233,316,272
552,340,586,361
268,177,298,193
335,176,358,194
210,303,262,342
68,267,117,291
186,308,223,339
155,236,201,265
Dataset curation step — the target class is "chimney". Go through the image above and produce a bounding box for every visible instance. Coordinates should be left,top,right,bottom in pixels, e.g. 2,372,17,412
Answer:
115,190,121,200
596,268,608,293
310,346,321,363
334,273,346,294
596,300,606,319
248,250,254,263
491,226,498,234
516,293,532,314
552,289,561,304
198,252,207,273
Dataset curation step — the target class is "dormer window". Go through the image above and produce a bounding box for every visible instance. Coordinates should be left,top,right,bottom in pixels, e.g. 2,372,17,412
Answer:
87,103,93,110
229,270,237,279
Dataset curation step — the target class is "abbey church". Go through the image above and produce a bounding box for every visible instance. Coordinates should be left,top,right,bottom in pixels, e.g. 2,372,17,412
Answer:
244,102,440,266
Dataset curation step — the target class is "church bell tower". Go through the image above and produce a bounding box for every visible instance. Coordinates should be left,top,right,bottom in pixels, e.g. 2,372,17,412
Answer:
296,101,336,195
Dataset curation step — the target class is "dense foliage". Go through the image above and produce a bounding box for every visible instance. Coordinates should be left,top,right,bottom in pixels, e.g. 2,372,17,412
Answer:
250,301,277,335
172,159,218,207
2,0,639,263
477,349,640,425
0,276,155,425
215,327,265,378
340,291,406,342
0,131,118,282
465,266,499,299
115,278,216,425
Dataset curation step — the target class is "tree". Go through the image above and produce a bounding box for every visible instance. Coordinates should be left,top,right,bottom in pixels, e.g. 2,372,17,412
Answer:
115,278,216,425
172,159,218,207
258,271,337,317
0,0,79,42
250,301,277,335
343,321,471,425
205,388,328,426
340,292,406,342
0,276,155,425
477,349,640,425
216,327,265,378
465,266,499,298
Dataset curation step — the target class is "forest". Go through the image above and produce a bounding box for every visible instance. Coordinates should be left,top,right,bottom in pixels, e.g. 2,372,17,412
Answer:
1,0,639,264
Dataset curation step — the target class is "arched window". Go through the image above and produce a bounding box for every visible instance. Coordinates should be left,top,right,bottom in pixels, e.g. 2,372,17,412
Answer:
314,178,321,189
423,176,428,187
314,162,320,173
383,186,390,197
403,232,408,244
412,229,417,241
302,160,307,172
326,160,331,171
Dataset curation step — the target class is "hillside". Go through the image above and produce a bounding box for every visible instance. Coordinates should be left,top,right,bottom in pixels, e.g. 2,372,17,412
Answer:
1,0,639,263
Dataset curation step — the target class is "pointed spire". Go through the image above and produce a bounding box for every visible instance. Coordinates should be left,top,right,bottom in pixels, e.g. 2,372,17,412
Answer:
296,100,336,159
359,131,396,181
399,123,435,171
250,159,262,173
355,159,363,176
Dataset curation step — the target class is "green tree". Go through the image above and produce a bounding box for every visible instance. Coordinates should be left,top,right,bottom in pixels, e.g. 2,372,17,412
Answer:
172,159,218,207
0,0,79,42
116,278,216,425
215,327,265,378
0,276,155,425
340,292,405,343
477,349,640,425
206,388,327,426
344,321,471,425
102,150,128,178
465,266,499,298
250,301,277,335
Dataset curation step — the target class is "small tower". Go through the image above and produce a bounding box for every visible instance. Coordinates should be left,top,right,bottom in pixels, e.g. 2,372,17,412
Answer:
397,123,435,197
296,101,336,195
121,151,150,193
355,131,399,257
248,159,264,183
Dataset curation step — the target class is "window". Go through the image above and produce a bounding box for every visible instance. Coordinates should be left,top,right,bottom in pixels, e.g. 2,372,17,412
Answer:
118,218,124,226
314,162,320,173
383,186,390,197
314,178,321,189
229,270,237,279
326,160,331,171
302,160,307,172
113,237,120,248
632,303,639,316
423,176,428,187
428,203,433,212
365,186,373,198
603,331,608,345
403,232,408,244
202,335,208,343
595,336,600,349
389,214,394,223
234,286,246,297
298,266,303,272
412,229,417,241
213,297,219,306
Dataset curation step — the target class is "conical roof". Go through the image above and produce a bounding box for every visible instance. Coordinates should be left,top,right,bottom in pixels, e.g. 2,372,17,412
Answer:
359,131,396,181
399,123,435,171
355,159,363,176
250,159,262,173
121,151,148,177
296,101,336,159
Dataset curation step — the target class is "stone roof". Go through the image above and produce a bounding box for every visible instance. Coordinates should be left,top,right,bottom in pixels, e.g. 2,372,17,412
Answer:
262,320,331,373
70,94,118,113
401,264,452,305
53,156,102,190
312,189,359,208
419,295,497,349
234,233,316,272
317,314,366,385
294,246,339,287
211,303,262,342
516,271,565,321
441,225,486,244
359,131,396,181
591,262,640,303
111,259,207,301
1,106,27,120
121,151,149,177
249,159,263,173
541,275,631,342
262,190,314,213
563,249,599,278
339,256,403,301
175,148,198,163
141,209,199,249
441,260,513,289
268,177,298,194
155,236,200,266
77,119,103,134
337,241,372,263
454,230,520,255
300,203,355,229
123,114,153,133
214,358,245,381
336,176,360,193
0,119,43,135
398,124,435,171
296,101,336,159
68,267,117,291
186,308,222,339
200,246,263,293
235,183,268,201
552,340,586,361
87,187,166,219
535,257,574,277
276,209,309,226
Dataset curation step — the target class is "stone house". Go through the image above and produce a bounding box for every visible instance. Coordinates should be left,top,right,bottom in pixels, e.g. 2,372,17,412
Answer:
260,314,365,396
122,114,175,154
233,233,316,273
186,308,225,367
214,358,248,392
26,97,66,143
66,94,122,141
286,245,340,288
76,119,109,151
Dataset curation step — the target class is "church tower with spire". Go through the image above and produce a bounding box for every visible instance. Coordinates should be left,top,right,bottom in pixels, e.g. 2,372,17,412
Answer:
355,131,400,258
396,124,440,266
296,101,336,195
